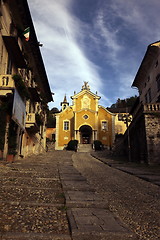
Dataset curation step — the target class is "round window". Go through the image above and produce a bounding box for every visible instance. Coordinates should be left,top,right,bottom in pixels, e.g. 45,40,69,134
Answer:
83,114,89,119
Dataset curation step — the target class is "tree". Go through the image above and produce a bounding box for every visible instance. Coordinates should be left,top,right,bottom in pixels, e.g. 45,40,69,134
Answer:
50,107,60,114
110,96,137,108
47,108,60,128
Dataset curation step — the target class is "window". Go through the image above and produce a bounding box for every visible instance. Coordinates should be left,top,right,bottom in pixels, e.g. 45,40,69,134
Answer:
155,60,158,68
148,88,151,102
145,93,148,104
156,74,160,91
145,88,152,103
64,121,69,130
83,114,88,120
101,121,108,130
6,56,12,74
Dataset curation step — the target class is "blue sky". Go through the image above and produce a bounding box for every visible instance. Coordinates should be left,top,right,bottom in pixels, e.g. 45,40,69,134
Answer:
27,0,160,109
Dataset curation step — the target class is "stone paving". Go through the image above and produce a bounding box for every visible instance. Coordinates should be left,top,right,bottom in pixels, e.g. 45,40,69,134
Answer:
59,155,137,240
0,149,159,240
73,152,160,240
91,150,160,186
0,150,72,240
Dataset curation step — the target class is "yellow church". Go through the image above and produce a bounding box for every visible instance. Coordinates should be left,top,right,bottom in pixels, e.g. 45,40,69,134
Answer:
55,82,115,150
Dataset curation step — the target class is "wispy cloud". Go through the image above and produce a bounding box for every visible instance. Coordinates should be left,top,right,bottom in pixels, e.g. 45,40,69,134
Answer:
93,9,122,63
28,0,160,109
109,0,160,43
28,0,103,108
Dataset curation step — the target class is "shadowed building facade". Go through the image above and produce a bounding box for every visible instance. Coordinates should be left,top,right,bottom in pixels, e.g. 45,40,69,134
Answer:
0,0,53,161
55,82,115,150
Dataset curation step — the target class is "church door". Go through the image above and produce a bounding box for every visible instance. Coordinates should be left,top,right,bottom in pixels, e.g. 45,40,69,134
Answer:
79,125,92,144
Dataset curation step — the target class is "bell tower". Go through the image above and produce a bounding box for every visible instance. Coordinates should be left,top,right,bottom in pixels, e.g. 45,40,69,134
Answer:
61,94,69,111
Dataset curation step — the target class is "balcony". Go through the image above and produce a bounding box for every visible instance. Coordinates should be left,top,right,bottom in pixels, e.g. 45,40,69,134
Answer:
0,74,15,96
25,113,40,133
144,103,160,112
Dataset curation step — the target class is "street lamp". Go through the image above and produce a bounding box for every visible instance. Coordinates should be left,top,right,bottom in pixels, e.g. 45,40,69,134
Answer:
118,113,132,161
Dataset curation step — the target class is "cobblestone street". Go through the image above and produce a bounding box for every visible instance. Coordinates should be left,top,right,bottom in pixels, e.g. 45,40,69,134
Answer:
0,149,159,240
0,150,72,240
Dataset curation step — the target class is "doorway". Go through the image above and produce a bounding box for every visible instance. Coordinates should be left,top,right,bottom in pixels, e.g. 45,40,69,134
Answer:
79,125,92,144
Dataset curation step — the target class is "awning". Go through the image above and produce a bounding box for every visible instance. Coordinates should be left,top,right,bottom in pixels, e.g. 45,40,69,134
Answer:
2,35,27,68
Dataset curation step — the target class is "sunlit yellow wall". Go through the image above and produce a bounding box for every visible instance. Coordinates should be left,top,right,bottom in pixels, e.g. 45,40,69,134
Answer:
56,107,74,149
56,90,115,150
98,107,113,146
115,114,127,134
74,93,97,112
76,110,96,129
46,128,56,140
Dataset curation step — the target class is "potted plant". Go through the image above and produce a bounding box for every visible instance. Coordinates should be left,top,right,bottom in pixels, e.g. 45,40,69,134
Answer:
66,140,78,151
93,140,103,151
12,74,30,100
6,148,17,162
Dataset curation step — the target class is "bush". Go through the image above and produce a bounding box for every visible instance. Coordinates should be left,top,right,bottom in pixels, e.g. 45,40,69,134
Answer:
66,140,78,151
12,74,30,100
93,140,103,151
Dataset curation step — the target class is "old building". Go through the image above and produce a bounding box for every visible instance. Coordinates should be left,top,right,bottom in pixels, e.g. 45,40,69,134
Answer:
126,41,160,164
107,107,132,135
55,82,115,150
0,0,53,161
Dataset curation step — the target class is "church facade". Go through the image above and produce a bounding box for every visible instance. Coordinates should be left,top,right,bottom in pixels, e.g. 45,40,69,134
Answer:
55,83,115,150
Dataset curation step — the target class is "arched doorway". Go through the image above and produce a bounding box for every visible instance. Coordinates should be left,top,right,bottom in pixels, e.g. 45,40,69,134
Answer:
79,125,92,144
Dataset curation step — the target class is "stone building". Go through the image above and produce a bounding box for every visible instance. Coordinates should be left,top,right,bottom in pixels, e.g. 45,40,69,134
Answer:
55,82,115,150
0,0,53,161
126,41,160,164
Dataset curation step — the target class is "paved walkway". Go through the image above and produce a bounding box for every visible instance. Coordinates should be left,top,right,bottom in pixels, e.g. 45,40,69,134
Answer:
59,155,137,240
72,152,160,240
0,150,72,240
0,149,159,240
91,150,160,186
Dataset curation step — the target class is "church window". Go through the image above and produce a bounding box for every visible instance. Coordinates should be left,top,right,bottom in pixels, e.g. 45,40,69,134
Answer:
64,121,69,130
83,114,89,120
101,121,108,130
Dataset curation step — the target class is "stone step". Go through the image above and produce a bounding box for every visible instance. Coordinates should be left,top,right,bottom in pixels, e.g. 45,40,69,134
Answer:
77,144,93,152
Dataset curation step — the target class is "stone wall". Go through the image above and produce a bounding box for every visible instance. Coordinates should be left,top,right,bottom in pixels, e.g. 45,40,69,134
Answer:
145,113,160,164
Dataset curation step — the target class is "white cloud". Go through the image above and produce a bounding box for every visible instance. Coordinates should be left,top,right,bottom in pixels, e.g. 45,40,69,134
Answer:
28,0,103,109
109,0,160,43
94,10,122,58
27,0,160,109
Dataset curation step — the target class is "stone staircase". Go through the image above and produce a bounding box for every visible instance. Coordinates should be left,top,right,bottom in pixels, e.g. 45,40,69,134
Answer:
77,144,93,152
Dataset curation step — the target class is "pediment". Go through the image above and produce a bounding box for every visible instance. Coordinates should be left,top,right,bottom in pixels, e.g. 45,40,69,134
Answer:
71,89,101,100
